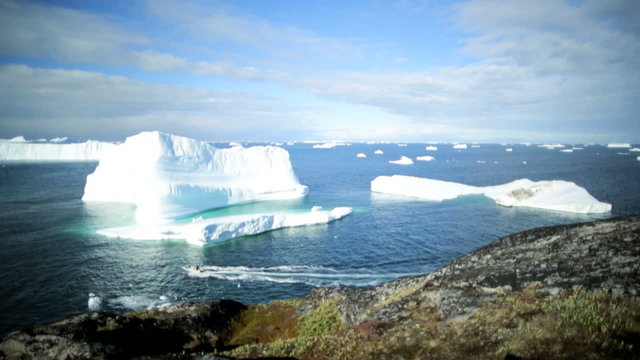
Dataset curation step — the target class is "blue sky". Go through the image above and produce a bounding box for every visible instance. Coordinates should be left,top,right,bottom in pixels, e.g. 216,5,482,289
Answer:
0,0,638,142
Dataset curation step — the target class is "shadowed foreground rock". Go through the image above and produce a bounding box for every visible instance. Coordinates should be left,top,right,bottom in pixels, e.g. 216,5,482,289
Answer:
0,300,245,360
2,216,639,359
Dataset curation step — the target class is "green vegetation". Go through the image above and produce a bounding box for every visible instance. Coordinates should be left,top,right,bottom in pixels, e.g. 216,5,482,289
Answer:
221,286,640,359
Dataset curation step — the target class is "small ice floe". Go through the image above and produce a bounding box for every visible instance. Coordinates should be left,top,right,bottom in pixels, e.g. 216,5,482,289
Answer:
505,148,513,152
522,161,528,164
356,153,367,158
453,144,467,149
313,142,336,149
389,156,414,165
607,143,631,149
425,145,438,151
374,149,384,155
560,149,573,153
397,143,408,147
477,160,486,164
630,148,640,152
88,293,102,311
416,155,435,162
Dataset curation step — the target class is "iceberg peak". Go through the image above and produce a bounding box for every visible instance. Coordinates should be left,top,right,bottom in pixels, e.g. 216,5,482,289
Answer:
82,131,308,224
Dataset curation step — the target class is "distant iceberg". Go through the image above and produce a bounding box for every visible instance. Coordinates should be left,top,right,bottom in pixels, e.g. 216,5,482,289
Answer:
607,143,631,148
370,175,611,214
416,155,435,162
98,207,352,246
629,148,640,152
374,149,384,155
356,153,367,158
425,145,438,151
389,156,413,165
313,142,336,149
453,144,467,149
0,137,116,161
83,131,308,225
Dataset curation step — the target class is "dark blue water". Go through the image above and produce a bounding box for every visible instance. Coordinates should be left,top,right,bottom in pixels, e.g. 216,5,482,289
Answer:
1,143,639,335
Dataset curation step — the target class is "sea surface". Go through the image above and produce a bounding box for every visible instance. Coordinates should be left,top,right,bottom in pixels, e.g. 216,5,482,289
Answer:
1,143,639,335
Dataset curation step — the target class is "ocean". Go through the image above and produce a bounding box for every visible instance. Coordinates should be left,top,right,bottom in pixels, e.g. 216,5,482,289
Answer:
1,143,639,335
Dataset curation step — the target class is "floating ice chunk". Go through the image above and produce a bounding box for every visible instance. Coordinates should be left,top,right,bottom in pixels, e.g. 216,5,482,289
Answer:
313,142,336,149
50,137,69,144
471,144,481,148
522,161,527,164
389,156,414,165
607,143,631,148
88,293,101,311
630,148,640,152
416,155,435,162
229,142,243,147
8,136,27,143
425,145,438,151
539,144,565,150
0,139,116,161
98,207,352,246
477,160,486,164
637,156,640,161
453,144,467,149
356,153,367,158
397,143,408,147
83,131,308,225
560,149,573,153
370,175,611,214
505,148,513,152
374,149,384,155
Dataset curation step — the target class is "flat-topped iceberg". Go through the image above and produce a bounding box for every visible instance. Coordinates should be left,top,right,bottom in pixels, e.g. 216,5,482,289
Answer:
453,144,468,149
98,206,352,246
0,138,115,161
83,131,308,224
371,175,611,214
607,143,631,148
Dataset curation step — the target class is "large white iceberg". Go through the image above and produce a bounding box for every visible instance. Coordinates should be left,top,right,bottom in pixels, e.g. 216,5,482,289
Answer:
0,138,115,161
370,175,611,214
82,131,309,225
98,207,352,246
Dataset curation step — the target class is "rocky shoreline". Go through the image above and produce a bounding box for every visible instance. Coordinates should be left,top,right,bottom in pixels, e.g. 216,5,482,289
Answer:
2,216,639,359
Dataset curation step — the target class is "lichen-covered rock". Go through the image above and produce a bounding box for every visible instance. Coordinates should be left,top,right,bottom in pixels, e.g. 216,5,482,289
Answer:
310,216,640,325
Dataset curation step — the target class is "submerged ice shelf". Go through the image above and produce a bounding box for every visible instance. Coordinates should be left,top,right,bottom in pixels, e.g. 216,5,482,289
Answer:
98,207,352,246
371,175,611,214
83,131,308,225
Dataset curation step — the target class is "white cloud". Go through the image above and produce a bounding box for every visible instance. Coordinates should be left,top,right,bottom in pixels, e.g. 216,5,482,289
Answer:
0,65,303,140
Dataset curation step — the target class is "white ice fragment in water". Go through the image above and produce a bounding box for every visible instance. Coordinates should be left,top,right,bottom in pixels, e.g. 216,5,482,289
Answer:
389,156,414,165
425,145,438,151
356,153,367,158
88,293,102,311
505,148,513,152
607,143,631,148
416,155,435,162
560,149,573,153
374,149,384,155
98,207,352,246
313,142,336,149
82,131,308,225
370,175,611,214
630,148,640,152
453,144,467,149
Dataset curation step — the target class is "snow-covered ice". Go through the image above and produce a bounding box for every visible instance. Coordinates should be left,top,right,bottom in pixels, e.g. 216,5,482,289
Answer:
505,148,513,152
374,149,384,155
0,138,116,161
416,155,435,162
453,144,468,149
82,131,308,224
370,175,611,214
389,156,413,165
98,207,352,246
630,148,640,152
607,143,631,148
356,153,367,158
425,145,438,151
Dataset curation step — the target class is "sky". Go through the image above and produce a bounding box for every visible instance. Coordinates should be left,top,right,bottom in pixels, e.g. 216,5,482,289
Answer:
0,0,638,143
